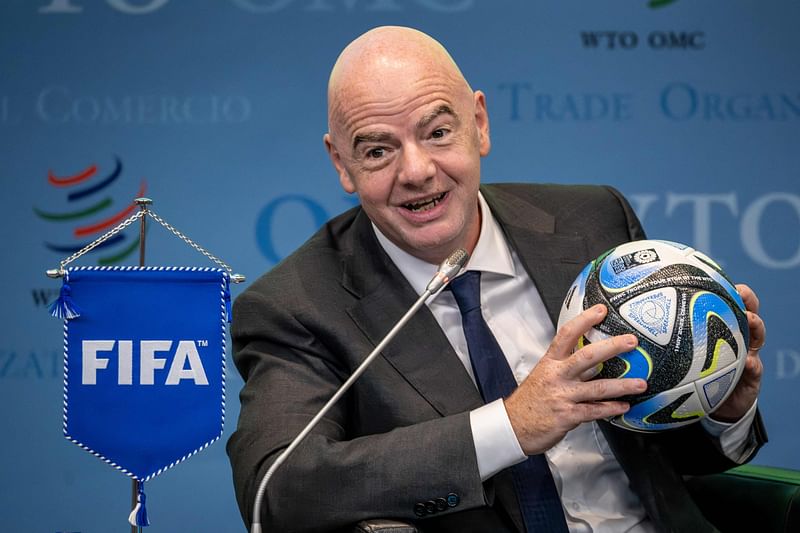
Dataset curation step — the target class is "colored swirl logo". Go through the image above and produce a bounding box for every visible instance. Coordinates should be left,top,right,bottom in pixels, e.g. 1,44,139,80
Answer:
34,156,146,265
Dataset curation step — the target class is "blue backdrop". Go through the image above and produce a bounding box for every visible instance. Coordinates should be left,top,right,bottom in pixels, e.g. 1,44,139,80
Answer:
1,1,798,531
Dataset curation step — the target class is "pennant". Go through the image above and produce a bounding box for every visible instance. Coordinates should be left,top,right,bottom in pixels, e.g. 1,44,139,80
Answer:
54,266,230,525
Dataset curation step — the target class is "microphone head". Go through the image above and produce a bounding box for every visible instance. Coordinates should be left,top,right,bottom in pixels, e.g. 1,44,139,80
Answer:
426,248,469,293
443,248,469,272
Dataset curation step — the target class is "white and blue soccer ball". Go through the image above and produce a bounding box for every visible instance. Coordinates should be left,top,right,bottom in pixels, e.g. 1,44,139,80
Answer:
558,239,749,432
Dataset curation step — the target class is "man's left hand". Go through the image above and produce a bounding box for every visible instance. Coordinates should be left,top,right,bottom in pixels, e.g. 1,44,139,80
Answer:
710,283,765,422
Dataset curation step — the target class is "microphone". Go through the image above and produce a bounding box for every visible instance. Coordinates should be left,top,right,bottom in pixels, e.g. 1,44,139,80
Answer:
426,248,469,293
250,248,469,533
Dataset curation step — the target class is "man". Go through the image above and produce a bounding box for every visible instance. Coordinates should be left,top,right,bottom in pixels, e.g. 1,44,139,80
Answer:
228,26,766,532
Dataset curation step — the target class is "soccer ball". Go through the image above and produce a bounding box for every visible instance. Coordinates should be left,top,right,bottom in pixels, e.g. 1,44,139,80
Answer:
558,239,749,432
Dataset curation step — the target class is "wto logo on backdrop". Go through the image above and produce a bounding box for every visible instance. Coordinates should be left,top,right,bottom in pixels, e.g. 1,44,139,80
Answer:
32,156,146,308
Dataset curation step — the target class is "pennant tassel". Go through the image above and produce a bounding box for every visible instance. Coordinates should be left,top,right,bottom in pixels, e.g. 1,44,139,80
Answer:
128,480,150,527
49,278,81,319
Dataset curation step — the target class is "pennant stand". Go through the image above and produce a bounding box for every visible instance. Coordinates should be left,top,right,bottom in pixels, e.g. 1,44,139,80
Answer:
47,198,244,532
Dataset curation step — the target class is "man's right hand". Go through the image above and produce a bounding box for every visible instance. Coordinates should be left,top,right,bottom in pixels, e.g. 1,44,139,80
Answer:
504,304,647,456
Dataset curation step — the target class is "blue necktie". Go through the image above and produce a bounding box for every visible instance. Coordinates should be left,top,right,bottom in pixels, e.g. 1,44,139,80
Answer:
449,270,568,533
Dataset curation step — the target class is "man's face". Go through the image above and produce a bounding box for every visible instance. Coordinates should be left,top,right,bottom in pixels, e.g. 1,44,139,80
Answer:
325,62,490,264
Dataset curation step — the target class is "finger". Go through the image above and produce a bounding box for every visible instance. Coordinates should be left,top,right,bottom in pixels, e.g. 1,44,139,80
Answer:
742,351,764,381
548,304,607,361
579,364,602,381
565,333,638,378
746,310,766,352
574,400,633,423
736,283,760,314
572,376,647,403
750,354,763,385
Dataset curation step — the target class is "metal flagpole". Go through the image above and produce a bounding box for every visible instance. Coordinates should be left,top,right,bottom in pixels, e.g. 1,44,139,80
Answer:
132,197,151,533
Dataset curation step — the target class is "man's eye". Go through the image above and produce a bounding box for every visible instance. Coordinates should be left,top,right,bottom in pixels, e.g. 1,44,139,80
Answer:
367,147,385,159
431,128,448,139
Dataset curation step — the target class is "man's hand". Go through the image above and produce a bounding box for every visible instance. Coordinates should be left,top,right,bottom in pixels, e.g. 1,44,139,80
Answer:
504,304,647,456
710,283,765,423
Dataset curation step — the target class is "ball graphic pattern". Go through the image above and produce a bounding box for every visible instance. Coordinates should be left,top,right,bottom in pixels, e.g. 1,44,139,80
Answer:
558,240,749,432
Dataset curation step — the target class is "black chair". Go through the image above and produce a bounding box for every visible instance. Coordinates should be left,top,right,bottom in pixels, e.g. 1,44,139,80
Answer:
354,464,800,533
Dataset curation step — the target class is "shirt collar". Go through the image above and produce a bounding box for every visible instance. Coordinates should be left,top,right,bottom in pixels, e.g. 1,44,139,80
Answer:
373,192,516,295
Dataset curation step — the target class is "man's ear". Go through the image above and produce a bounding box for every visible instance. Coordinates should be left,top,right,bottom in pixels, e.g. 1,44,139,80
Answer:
473,91,491,157
324,132,356,193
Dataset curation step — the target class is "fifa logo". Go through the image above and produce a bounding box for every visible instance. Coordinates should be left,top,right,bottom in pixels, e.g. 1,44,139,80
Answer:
611,248,660,274
81,339,209,385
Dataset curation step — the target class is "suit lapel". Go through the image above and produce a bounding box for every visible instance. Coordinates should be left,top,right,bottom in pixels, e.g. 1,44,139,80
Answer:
341,209,483,417
482,185,589,325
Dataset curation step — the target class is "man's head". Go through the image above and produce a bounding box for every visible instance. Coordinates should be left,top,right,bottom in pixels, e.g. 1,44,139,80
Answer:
324,26,490,264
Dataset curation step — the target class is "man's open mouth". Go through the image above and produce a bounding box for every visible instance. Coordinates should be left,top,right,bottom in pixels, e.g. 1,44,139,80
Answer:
403,192,447,213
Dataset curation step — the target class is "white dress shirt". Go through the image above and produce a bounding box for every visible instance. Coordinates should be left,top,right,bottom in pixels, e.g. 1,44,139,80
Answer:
374,192,757,532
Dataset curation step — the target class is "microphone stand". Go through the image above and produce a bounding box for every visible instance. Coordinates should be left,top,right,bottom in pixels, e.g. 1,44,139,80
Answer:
250,249,468,533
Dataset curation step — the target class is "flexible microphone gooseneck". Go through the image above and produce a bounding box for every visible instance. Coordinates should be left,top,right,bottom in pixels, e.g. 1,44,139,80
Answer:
250,248,469,533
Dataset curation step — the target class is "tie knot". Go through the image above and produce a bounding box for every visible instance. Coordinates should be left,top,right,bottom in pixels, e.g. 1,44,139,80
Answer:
448,270,482,314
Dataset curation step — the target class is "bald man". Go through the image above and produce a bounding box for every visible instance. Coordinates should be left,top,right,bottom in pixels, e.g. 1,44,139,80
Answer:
228,27,766,532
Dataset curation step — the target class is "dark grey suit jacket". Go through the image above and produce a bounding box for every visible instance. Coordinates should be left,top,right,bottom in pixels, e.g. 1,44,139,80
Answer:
227,183,766,533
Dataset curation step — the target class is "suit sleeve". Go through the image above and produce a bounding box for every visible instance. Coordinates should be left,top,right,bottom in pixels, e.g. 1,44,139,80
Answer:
226,283,489,532
604,185,647,242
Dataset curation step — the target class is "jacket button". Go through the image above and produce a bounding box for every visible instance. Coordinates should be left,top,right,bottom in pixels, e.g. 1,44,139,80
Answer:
424,500,437,514
446,493,460,508
435,497,448,512
413,502,427,517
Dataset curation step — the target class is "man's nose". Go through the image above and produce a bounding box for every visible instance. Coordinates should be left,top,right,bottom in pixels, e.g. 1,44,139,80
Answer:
397,142,436,186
